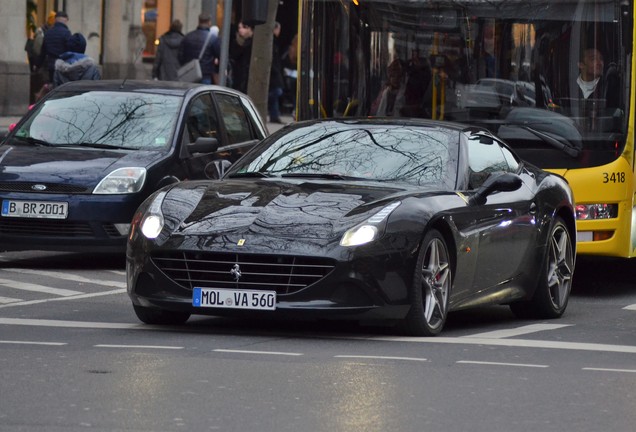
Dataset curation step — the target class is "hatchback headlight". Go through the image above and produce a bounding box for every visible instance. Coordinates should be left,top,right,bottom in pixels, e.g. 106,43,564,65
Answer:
93,167,146,194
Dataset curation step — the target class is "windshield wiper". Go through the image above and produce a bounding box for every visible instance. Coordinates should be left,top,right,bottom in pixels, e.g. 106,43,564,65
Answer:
13,136,53,147
517,125,581,158
228,171,275,178
57,142,133,150
281,173,366,180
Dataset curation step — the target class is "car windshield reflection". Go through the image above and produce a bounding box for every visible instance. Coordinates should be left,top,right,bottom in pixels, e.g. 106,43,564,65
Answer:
13,91,182,150
232,124,459,188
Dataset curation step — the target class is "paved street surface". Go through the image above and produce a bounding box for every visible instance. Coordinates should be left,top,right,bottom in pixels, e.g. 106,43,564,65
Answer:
0,252,635,431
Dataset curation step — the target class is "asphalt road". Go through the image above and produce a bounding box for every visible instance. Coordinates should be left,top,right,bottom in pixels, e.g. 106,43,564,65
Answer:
0,251,635,431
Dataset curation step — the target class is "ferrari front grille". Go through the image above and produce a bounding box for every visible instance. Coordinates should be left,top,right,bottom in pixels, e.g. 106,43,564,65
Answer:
151,251,336,295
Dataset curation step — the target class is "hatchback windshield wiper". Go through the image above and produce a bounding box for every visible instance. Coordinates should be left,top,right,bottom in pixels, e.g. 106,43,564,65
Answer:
281,173,367,180
227,171,275,178
13,136,53,147
57,142,133,150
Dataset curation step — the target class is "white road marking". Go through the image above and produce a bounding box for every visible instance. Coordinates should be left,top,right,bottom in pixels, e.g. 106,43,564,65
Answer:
0,268,125,288
361,336,636,354
214,349,303,356
457,360,548,368
0,278,83,296
1,318,635,355
0,288,126,309
95,344,183,350
583,367,636,373
624,304,636,311
0,340,67,346
0,296,23,304
335,355,428,362
462,323,572,339
0,318,142,329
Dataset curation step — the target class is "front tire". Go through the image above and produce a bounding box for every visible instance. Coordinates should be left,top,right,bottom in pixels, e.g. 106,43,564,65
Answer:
133,304,191,325
402,229,452,336
510,217,574,319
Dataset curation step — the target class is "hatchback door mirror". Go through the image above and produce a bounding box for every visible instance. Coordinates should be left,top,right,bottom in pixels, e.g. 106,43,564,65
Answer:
188,137,219,154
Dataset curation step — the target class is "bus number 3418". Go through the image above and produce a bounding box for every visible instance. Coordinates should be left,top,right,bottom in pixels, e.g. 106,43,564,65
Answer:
603,172,626,183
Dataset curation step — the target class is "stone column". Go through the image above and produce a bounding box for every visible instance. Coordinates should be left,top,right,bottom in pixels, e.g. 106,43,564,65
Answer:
101,0,150,80
0,0,30,115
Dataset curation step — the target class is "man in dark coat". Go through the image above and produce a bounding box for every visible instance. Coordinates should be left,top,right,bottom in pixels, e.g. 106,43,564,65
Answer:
178,13,218,84
230,21,254,94
268,22,285,123
38,11,72,82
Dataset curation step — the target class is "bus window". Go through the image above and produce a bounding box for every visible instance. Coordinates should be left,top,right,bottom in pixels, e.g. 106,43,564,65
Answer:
297,0,636,258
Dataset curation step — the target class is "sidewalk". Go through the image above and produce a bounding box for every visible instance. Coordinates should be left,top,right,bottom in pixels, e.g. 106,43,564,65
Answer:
0,114,293,136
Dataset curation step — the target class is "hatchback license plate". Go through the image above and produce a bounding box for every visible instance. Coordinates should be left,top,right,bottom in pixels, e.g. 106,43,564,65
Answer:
193,288,276,310
1,200,68,219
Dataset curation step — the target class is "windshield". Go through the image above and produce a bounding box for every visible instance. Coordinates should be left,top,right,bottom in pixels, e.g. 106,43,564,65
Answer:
298,0,632,169
13,91,182,150
231,122,459,189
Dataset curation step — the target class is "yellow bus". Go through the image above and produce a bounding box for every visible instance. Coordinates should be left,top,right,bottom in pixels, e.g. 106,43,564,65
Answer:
294,0,635,257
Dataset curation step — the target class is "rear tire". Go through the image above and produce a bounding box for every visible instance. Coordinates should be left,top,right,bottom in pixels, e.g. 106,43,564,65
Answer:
402,229,452,336
133,304,191,325
510,217,574,319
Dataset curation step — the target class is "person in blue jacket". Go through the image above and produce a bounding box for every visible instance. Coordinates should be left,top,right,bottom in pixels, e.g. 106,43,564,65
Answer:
52,33,101,87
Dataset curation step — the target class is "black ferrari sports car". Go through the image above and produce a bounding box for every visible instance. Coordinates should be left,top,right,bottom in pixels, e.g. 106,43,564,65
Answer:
126,118,576,336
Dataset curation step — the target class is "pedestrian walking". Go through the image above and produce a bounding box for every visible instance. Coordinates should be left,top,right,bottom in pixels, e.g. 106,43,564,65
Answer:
268,22,285,123
178,13,219,84
52,33,101,87
152,19,184,81
230,21,254,94
37,11,72,82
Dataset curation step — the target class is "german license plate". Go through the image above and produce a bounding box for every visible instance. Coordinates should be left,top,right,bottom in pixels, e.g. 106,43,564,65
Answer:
1,200,68,219
193,288,276,310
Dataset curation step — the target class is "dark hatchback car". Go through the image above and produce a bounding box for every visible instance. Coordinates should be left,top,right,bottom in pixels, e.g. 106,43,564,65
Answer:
0,80,267,253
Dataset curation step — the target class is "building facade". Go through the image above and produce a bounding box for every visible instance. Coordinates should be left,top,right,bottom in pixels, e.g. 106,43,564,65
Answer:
0,0,298,116
0,0,225,115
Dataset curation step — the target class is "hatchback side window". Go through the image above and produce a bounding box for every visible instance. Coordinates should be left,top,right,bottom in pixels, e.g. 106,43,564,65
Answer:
215,93,253,144
184,94,219,143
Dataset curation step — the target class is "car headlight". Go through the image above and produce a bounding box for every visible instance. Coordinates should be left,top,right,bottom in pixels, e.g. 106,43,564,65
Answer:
340,202,401,247
140,191,167,240
93,167,147,194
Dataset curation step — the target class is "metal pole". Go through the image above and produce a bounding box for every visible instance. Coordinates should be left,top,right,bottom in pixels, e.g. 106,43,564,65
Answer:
219,0,232,87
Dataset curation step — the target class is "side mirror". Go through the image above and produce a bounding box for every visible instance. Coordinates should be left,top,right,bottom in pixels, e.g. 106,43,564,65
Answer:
469,172,522,206
188,137,219,154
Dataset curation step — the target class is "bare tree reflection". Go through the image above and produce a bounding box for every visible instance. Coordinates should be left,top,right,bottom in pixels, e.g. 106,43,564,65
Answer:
27,92,180,149
240,124,456,187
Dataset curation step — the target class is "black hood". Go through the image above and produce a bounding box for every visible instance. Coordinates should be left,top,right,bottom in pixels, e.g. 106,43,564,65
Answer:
164,179,418,240
0,144,166,189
